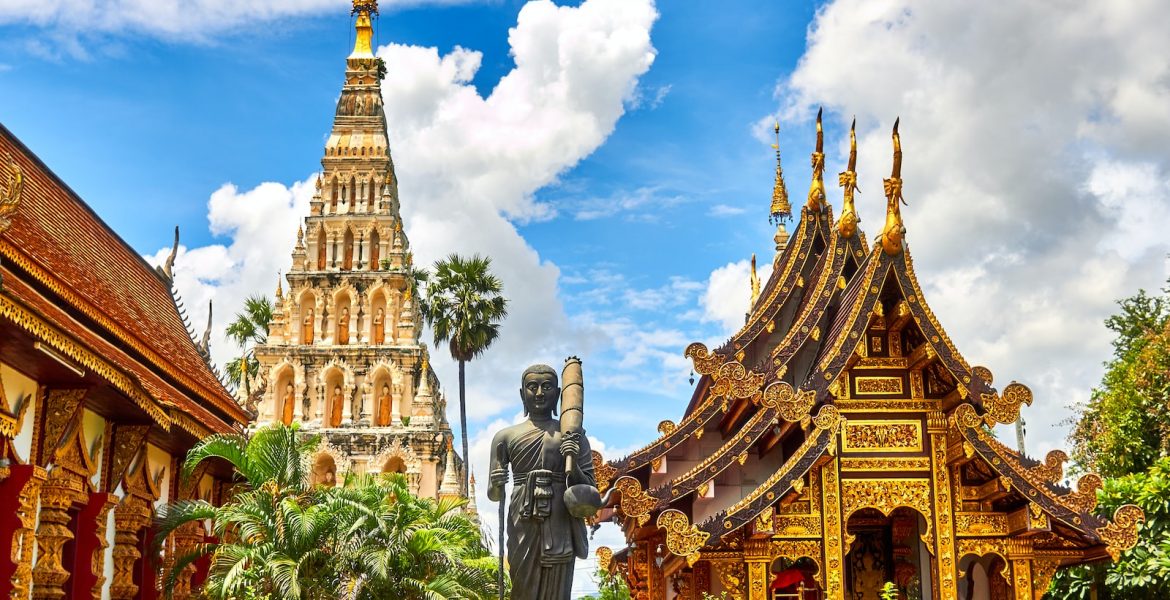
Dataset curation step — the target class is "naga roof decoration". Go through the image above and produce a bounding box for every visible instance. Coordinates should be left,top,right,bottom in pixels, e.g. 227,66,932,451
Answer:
596,113,1144,588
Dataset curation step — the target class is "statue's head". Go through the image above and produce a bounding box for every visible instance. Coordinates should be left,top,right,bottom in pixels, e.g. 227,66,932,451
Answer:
342,306,349,316
377,307,383,316
382,384,390,394
334,385,342,395
286,383,294,392
520,364,559,417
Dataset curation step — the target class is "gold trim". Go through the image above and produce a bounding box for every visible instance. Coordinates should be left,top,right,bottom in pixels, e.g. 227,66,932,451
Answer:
658,509,710,567
854,375,902,395
841,456,930,471
0,292,172,429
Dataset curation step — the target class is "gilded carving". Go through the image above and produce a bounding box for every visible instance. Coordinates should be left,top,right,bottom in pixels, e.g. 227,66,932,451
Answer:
36,388,86,465
855,376,902,395
596,546,614,574
931,430,959,599
746,561,768,600
34,425,96,600
955,512,1008,536
1028,450,1068,484
0,154,23,234
657,420,677,436
105,425,150,493
769,540,824,587
956,538,1009,577
760,382,815,423
772,514,821,537
709,361,766,402
9,467,47,600
1012,557,1032,600
658,510,710,567
981,382,1033,426
1098,504,1145,561
841,478,933,547
614,476,655,527
714,561,745,600
592,450,616,493
821,458,844,598
841,456,930,472
1065,473,1102,514
685,343,724,376
842,420,922,453
1031,558,1060,599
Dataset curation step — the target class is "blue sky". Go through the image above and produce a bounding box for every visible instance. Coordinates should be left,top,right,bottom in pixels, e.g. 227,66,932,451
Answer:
4,0,1170,595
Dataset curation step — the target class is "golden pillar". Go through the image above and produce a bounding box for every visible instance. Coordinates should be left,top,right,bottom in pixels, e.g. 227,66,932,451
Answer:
32,473,88,600
168,522,204,600
744,539,771,600
929,412,958,599
821,457,844,598
7,466,47,600
109,496,152,600
1008,539,1034,600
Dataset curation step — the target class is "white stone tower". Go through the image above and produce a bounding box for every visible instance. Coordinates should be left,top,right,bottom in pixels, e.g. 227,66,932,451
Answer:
253,0,462,502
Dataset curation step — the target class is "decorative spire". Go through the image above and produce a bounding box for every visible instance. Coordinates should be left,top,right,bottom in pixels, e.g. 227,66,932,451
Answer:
837,117,860,238
198,300,212,356
467,470,479,514
275,272,284,301
805,107,826,213
749,253,761,310
879,118,907,256
296,225,305,249
158,226,179,281
769,122,791,223
350,1,378,59
438,439,461,497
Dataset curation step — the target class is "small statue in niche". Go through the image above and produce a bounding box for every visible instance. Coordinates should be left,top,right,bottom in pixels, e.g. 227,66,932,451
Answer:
373,307,385,344
330,385,344,427
378,384,392,426
302,307,315,344
338,307,351,345
281,382,295,425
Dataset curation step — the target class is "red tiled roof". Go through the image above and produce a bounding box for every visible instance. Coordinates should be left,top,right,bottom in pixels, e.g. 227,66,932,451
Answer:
0,125,248,427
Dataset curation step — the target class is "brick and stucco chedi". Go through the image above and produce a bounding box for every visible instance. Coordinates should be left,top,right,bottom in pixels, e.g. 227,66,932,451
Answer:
253,0,461,501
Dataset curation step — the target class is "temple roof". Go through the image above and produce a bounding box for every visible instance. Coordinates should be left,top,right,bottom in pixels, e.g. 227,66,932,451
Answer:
597,115,1142,568
0,124,248,433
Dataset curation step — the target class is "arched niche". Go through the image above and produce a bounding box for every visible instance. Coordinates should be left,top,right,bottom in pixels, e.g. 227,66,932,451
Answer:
330,176,339,212
315,226,327,270
342,227,355,270
845,507,935,600
368,287,389,345
297,289,317,345
321,365,349,427
383,456,406,474
333,289,355,345
368,363,396,426
368,228,380,270
272,363,297,425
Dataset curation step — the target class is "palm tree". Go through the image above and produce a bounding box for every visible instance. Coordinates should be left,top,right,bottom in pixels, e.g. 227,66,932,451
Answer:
225,295,274,398
419,254,508,491
155,424,498,600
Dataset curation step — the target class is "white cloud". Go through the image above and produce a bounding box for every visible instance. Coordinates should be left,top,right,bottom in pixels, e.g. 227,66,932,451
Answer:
709,203,746,217
0,0,478,41
701,258,774,335
757,0,1170,456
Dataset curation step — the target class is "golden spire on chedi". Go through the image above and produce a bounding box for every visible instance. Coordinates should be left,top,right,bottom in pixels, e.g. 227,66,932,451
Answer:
880,118,907,255
350,1,379,59
770,121,792,256
837,117,860,238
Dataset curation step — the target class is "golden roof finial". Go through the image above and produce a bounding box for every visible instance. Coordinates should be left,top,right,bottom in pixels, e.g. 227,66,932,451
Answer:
276,272,284,300
350,1,378,59
769,121,791,224
805,107,826,213
880,118,907,256
837,117,860,238
749,253,761,310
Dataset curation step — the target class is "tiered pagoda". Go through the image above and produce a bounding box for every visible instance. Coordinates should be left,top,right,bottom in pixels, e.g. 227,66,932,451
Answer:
0,123,250,600
252,0,463,500
593,113,1144,600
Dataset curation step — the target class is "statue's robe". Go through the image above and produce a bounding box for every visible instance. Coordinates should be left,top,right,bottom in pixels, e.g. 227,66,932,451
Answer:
281,392,295,425
378,392,392,426
330,393,344,427
491,418,595,600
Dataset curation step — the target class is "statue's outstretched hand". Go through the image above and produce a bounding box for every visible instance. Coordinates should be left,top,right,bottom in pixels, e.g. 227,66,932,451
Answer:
560,431,581,458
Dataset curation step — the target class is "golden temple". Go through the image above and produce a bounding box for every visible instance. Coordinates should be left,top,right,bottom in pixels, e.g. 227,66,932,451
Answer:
592,112,1144,600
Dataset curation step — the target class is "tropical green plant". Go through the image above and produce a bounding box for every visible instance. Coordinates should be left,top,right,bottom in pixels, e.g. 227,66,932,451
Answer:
225,294,274,398
155,423,498,600
420,254,508,491
880,581,899,600
1069,284,1170,477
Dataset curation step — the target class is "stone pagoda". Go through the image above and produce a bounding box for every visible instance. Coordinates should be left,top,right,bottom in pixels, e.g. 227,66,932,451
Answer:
253,0,461,501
